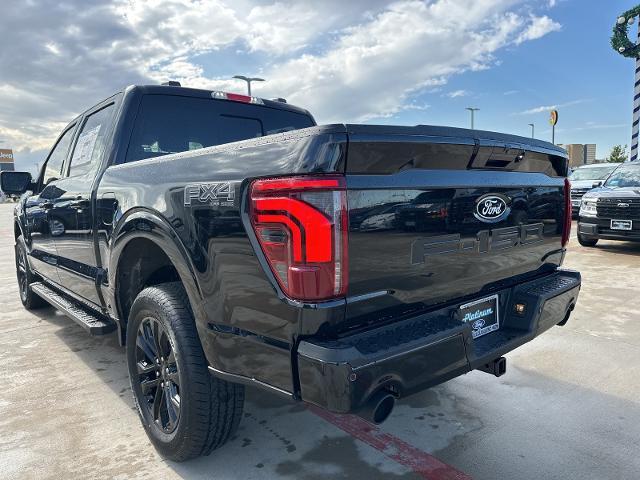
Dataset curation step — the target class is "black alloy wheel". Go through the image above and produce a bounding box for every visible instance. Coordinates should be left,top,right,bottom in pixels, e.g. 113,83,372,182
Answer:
135,317,181,434
16,245,29,303
14,236,47,310
127,283,244,461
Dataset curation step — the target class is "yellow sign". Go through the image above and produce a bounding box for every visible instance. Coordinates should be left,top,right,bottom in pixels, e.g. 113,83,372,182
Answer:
549,110,558,126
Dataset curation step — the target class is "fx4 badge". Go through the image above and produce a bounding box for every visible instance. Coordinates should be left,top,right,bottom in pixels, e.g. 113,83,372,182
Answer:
411,223,545,264
184,182,235,207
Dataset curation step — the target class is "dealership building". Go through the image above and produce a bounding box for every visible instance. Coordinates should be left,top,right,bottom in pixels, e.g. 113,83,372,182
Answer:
557,143,597,167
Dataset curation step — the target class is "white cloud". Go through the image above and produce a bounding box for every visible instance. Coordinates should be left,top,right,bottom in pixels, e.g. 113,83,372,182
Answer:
515,15,561,44
245,3,336,54
445,90,470,98
519,104,559,114
0,0,562,171
44,42,61,56
244,2,562,122
517,99,587,115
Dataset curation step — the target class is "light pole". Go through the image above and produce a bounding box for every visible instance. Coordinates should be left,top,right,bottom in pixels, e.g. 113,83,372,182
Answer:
528,123,535,138
232,75,265,96
465,107,479,129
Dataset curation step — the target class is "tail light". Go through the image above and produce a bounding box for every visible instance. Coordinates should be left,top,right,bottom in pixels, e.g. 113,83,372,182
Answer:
562,177,572,247
249,175,348,301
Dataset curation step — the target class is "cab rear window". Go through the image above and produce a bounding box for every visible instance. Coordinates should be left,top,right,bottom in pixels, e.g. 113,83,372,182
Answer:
125,94,314,163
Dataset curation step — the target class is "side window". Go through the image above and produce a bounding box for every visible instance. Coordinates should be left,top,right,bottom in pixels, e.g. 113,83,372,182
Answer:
42,125,75,185
67,104,115,178
125,95,221,163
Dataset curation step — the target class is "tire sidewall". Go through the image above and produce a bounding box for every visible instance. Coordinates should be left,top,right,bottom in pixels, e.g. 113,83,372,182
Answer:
126,295,192,452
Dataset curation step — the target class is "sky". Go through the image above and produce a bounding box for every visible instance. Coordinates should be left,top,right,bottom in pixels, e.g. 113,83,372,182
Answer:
1,0,638,174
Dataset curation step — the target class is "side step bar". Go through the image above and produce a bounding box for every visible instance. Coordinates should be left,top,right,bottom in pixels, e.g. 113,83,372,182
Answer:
31,282,116,335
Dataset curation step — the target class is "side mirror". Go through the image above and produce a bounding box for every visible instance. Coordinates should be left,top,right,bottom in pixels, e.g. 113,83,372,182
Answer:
592,181,603,189
0,171,33,195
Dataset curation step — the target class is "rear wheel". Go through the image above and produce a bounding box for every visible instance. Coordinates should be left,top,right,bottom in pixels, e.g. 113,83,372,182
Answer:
577,233,598,247
15,236,48,310
126,282,244,462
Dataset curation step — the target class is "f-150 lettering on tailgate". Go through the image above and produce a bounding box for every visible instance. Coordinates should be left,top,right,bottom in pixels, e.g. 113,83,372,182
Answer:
411,223,545,264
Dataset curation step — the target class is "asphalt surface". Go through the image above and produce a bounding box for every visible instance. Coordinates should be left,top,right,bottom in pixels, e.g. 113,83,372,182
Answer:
1,202,639,480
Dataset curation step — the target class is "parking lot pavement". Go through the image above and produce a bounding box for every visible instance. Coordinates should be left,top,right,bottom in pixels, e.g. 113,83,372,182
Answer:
1,206,639,480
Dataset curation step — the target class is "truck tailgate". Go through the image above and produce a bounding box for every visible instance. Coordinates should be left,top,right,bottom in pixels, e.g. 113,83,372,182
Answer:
343,125,569,332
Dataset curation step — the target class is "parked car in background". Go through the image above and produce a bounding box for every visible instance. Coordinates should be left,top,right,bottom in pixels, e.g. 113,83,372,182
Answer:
569,164,618,217
578,162,640,246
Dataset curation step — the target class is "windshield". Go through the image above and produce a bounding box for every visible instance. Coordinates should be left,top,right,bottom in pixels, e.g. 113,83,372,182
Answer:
569,165,616,181
603,164,640,188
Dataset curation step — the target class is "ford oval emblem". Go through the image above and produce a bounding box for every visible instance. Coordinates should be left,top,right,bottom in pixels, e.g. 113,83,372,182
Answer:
472,319,486,330
474,194,510,223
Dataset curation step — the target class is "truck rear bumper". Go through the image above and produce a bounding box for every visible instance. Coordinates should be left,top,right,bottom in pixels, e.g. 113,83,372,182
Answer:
297,269,581,414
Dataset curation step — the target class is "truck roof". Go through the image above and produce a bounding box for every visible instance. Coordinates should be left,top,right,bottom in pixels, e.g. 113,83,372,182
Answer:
121,84,314,119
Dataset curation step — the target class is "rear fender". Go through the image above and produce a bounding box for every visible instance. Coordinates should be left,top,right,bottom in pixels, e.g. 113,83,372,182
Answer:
108,209,204,328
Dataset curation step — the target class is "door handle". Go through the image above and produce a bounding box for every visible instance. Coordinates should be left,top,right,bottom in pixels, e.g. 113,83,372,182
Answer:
42,201,54,210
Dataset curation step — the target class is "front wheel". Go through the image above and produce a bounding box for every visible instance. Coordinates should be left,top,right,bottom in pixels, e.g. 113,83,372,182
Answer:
577,233,598,247
126,282,244,462
15,236,48,310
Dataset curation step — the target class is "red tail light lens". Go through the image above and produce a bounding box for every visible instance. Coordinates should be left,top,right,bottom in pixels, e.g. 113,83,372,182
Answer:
250,175,348,301
562,177,572,247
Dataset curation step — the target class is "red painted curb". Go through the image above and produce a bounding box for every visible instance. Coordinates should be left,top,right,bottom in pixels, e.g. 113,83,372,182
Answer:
309,405,472,480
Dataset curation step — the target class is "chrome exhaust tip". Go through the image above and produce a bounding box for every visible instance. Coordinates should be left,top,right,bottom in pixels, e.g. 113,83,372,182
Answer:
356,390,396,425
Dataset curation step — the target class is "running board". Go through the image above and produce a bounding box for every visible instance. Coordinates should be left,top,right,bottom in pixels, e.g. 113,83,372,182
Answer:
30,282,116,335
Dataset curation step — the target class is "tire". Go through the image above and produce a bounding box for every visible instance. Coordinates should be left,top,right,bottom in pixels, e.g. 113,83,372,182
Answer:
577,234,598,247
126,282,244,462
15,236,48,310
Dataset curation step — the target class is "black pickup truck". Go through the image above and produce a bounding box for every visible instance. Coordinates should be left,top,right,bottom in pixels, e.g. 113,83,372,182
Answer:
2,84,581,461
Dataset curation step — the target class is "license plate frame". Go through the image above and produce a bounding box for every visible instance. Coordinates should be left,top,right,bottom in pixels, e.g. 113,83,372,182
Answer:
459,294,499,339
611,219,632,231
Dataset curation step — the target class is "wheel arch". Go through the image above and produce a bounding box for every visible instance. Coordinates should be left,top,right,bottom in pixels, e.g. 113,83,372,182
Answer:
109,209,205,341
14,219,21,241
14,205,27,242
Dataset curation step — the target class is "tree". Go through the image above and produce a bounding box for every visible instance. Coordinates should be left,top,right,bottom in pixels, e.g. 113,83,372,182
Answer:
606,144,627,163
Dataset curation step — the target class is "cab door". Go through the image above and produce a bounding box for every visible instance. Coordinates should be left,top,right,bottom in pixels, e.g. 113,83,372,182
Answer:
50,101,118,307
23,123,77,283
